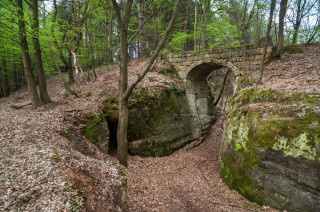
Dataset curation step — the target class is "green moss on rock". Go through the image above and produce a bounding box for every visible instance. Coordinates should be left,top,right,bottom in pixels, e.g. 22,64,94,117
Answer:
220,89,320,211
102,87,216,157
80,112,109,153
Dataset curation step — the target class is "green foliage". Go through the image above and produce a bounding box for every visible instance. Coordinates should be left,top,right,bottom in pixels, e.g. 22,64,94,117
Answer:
169,32,193,51
164,85,185,94
236,143,242,152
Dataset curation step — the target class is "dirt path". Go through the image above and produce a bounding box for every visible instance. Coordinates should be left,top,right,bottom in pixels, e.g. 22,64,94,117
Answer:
126,116,277,212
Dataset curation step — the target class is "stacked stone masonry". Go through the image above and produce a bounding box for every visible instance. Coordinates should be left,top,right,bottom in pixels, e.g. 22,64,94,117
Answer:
164,46,272,80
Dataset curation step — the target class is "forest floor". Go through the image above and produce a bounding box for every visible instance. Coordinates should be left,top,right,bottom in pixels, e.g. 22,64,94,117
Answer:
0,43,319,211
126,116,277,212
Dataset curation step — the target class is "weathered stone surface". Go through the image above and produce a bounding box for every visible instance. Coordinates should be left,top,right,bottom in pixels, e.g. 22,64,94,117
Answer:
221,53,230,59
212,54,221,59
219,88,320,211
102,89,216,157
81,112,109,153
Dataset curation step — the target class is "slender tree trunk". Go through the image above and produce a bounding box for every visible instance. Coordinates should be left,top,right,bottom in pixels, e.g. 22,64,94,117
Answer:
201,0,209,49
307,21,320,43
112,0,180,166
138,0,147,57
16,0,42,107
292,0,302,44
104,0,109,63
67,51,74,83
112,0,132,166
108,13,114,63
0,69,3,98
2,60,10,97
52,0,71,73
86,22,97,80
12,62,18,92
30,0,50,104
257,0,276,84
183,0,189,51
194,0,198,50
274,14,278,44
292,0,307,44
277,0,288,56
214,68,231,106
43,5,78,98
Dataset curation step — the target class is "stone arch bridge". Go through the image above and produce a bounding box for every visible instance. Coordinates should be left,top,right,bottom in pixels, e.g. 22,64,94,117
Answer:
163,46,272,103
162,46,272,138
164,46,272,91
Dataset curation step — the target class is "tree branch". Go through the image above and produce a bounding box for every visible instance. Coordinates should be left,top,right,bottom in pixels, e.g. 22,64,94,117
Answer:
122,0,181,101
128,1,165,44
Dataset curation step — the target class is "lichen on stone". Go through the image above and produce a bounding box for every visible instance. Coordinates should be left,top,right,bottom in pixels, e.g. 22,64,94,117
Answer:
273,133,318,160
220,88,320,211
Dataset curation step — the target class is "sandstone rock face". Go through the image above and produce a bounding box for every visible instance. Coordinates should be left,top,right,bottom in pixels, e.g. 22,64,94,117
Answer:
102,88,217,157
219,88,320,211
80,112,110,153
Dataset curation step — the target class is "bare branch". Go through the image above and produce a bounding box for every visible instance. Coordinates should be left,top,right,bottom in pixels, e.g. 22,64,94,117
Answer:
123,0,181,101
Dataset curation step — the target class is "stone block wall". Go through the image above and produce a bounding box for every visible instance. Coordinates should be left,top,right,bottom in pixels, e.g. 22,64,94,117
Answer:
164,46,272,81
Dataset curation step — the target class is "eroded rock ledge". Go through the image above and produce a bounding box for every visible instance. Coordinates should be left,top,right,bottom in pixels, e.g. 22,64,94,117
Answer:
219,88,320,211
97,87,217,157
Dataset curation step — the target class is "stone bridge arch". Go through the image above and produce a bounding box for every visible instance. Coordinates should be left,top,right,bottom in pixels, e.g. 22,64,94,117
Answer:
164,46,271,92
184,59,239,118
162,46,271,142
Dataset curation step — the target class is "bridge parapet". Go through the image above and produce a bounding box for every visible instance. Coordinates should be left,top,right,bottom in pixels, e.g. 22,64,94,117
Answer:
164,46,272,80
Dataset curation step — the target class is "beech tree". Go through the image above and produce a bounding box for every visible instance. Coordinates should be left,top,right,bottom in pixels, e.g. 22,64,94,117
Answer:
16,0,43,107
29,0,51,104
111,0,180,166
277,0,288,55
257,0,276,84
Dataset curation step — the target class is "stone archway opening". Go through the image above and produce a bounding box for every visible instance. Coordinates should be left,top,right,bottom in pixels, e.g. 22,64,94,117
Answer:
186,62,236,111
186,63,224,115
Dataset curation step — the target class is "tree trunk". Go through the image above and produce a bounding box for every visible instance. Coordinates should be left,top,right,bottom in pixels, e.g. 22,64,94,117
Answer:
112,0,131,166
138,0,147,57
257,0,276,84
194,0,198,50
30,0,50,104
183,0,189,51
277,0,288,56
12,62,18,92
214,68,231,106
0,69,3,98
43,4,78,98
67,51,74,83
2,60,10,97
85,22,97,80
52,0,71,73
292,0,308,44
16,0,42,107
104,0,109,63
201,0,209,49
112,0,180,166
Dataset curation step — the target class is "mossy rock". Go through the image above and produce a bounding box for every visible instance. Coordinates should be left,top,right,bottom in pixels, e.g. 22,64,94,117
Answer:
101,88,217,157
159,67,179,78
80,112,109,153
220,89,320,211
284,44,304,54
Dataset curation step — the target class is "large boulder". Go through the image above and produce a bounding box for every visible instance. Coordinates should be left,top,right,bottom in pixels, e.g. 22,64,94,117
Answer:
219,88,320,211
101,87,217,157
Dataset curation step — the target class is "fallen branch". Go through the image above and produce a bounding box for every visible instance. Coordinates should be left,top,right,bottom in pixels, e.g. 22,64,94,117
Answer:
11,103,32,109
